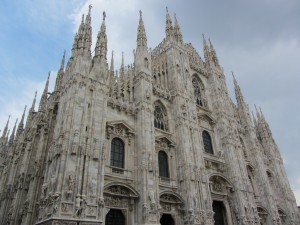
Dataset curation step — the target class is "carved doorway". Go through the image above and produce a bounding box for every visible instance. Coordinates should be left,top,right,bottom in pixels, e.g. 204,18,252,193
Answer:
105,209,125,225
213,201,227,225
160,213,175,225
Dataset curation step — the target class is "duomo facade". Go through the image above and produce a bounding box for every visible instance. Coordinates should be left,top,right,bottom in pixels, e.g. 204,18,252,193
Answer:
0,6,299,225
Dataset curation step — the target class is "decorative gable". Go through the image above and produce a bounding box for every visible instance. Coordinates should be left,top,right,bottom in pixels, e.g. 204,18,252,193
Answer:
106,121,135,145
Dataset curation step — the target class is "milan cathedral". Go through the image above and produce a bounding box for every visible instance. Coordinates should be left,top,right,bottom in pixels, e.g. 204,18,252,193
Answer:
0,6,299,225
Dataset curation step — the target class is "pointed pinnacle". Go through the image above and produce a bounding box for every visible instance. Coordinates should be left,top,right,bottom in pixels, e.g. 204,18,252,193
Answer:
110,50,114,71
88,4,92,15
8,118,17,143
17,105,26,136
1,115,10,138
30,91,37,112
60,50,66,71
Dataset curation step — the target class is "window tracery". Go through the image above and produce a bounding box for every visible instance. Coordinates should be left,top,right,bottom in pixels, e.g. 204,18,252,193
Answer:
154,102,168,131
192,76,204,107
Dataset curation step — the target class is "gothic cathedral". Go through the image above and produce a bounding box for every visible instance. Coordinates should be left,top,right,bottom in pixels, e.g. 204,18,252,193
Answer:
0,7,299,225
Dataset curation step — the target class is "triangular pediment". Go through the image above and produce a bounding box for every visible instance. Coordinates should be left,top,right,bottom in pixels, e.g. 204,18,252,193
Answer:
106,120,135,135
155,135,176,148
198,113,215,125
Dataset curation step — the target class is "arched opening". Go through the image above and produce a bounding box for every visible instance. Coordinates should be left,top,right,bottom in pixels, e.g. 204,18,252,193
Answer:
213,201,227,225
160,214,174,225
105,209,125,225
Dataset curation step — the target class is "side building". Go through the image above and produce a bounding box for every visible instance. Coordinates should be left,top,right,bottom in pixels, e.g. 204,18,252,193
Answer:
0,7,299,225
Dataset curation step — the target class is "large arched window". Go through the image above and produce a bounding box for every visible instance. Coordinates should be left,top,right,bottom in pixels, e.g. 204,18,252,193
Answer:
110,138,124,168
202,131,213,154
154,101,168,131
192,76,204,107
158,151,169,178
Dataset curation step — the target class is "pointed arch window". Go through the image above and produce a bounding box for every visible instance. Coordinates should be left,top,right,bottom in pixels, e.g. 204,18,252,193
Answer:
192,76,204,107
202,131,213,154
110,138,124,168
158,151,169,178
154,102,168,131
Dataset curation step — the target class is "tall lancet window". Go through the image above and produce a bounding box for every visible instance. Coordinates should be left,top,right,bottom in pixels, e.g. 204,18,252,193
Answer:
202,130,213,154
154,101,168,131
192,76,204,107
110,138,125,168
158,151,169,178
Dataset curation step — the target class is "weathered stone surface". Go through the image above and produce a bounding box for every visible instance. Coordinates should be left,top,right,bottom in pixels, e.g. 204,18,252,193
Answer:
0,6,299,225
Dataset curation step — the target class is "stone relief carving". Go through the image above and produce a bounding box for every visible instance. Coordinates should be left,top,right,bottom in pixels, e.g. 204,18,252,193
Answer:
148,189,156,209
66,174,76,199
106,122,135,145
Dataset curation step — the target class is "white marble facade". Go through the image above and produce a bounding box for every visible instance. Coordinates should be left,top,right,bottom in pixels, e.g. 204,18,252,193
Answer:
0,6,299,225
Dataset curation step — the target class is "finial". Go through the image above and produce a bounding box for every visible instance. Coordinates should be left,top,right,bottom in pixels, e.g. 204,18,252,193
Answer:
88,4,92,15
60,50,66,70
139,10,142,18
166,6,169,13
103,11,106,21
231,71,236,80
81,14,84,23
23,105,27,114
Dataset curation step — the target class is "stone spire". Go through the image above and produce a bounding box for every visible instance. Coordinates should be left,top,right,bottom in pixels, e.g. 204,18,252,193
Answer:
165,7,174,41
108,51,115,94
16,105,26,138
9,119,18,145
39,72,50,112
202,34,210,64
173,13,183,44
83,5,92,57
135,10,151,73
71,5,92,58
208,38,220,67
110,51,114,74
259,107,272,137
136,10,147,49
1,115,10,139
232,72,245,107
120,52,125,81
94,11,107,62
26,91,37,129
54,51,65,92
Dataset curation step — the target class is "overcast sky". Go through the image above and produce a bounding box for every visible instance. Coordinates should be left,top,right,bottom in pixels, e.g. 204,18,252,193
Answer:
0,0,299,204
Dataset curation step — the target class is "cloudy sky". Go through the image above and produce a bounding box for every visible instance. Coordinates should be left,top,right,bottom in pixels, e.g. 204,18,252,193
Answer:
0,0,299,204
